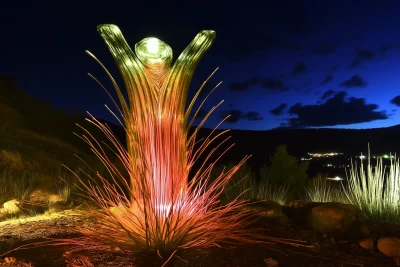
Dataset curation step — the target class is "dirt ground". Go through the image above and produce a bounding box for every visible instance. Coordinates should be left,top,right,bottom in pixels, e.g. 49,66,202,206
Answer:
0,209,397,267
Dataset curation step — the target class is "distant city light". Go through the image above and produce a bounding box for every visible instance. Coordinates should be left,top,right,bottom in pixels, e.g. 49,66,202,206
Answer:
307,152,343,158
327,176,343,181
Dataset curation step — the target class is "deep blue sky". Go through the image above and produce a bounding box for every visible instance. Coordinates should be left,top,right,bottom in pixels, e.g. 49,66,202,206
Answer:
2,0,400,130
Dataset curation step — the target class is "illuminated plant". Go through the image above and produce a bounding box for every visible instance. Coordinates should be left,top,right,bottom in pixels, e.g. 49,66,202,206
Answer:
305,176,348,203
343,147,400,222
255,180,292,205
58,24,301,264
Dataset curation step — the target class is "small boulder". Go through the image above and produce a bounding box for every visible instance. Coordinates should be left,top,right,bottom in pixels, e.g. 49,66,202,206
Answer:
377,237,400,265
359,237,375,253
29,189,51,203
306,202,368,236
244,200,289,224
0,199,22,220
2,199,21,214
282,200,321,226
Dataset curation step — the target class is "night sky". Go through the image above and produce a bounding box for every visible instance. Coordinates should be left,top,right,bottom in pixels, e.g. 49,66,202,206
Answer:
2,0,400,130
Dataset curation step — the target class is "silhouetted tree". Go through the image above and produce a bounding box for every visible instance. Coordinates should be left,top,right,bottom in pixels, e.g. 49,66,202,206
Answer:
260,145,309,196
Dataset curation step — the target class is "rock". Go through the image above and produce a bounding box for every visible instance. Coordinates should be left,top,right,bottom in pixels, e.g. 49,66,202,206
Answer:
0,199,22,220
27,189,71,213
47,194,70,213
319,235,336,249
2,199,21,214
245,200,281,216
347,220,373,238
306,202,368,236
359,237,375,252
264,257,279,266
244,200,289,224
282,200,321,226
48,194,64,204
29,189,51,203
377,237,400,265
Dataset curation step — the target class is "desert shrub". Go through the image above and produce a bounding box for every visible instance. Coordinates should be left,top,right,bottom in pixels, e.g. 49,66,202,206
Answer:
260,145,309,196
343,149,400,222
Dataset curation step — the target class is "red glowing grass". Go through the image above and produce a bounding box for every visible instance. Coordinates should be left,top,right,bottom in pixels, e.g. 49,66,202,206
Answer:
60,25,269,259
1,25,307,266
61,25,308,262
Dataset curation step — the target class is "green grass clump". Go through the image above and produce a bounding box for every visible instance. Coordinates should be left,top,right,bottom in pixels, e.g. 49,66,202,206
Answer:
305,175,348,203
343,148,400,222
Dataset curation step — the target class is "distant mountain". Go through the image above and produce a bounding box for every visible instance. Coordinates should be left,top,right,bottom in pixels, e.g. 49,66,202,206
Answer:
99,119,400,172
2,74,399,173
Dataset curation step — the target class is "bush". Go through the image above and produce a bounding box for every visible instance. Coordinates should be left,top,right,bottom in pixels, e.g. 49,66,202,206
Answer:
260,145,309,196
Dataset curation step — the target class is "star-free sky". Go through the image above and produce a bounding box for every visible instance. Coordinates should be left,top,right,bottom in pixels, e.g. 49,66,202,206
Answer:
2,0,400,130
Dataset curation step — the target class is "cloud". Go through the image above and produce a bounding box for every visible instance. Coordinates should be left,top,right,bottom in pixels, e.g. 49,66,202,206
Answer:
321,89,335,100
229,83,251,92
270,103,287,116
355,48,376,60
281,91,388,128
220,109,264,123
261,78,288,92
350,48,376,68
242,111,263,121
350,58,362,68
196,80,221,98
312,44,337,55
320,75,333,86
189,107,208,121
380,44,398,54
229,76,261,92
390,95,400,106
292,61,306,75
339,75,367,88
229,77,289,93
221,109,242,123
195,108,208,119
